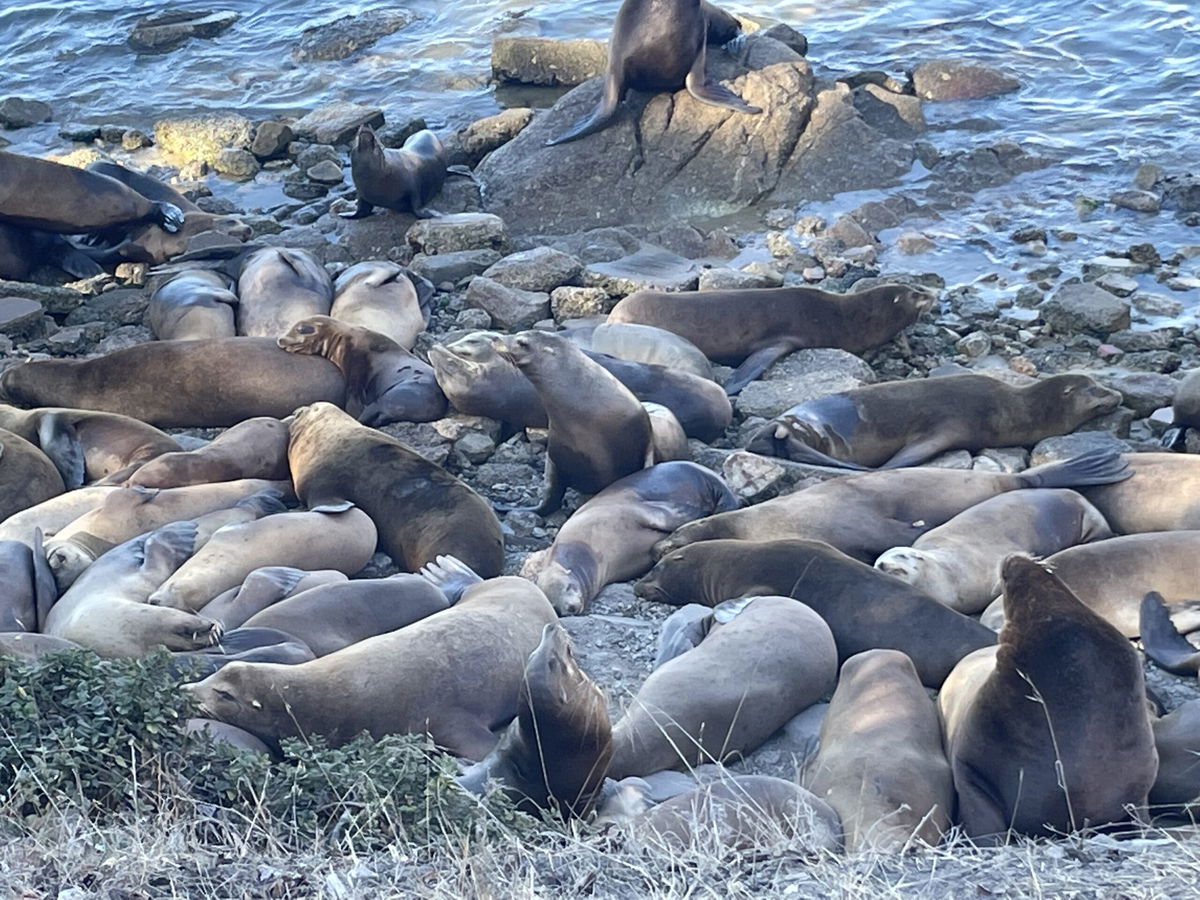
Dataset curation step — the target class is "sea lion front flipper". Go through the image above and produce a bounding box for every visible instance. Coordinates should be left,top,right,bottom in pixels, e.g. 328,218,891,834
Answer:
722,342,794,395
153,201,185,233
338,199,375,219
413,206,444,219
879,437,952,469
545,71,624,147
37,413,86,490
532,457,567,516
685,41,761,115
1160,425,1188,451
420,554,484,604
1140,591,1200,675
32,528,59,633
654,604,715,668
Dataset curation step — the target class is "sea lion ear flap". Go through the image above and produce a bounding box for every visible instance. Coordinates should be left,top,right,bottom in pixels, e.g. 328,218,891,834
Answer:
32,528,59,633
37,412,86,489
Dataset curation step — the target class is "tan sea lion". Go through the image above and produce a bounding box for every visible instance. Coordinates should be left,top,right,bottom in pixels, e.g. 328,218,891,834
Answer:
198,567,349,630
288,402,504,577
637,539,996,688
146,269,238,341
124,417,290,489
656,448,1131,562
938,557,1157,842
609,283,937,394
341,126,448,219
644,402,689,462
804,650,953,852
278,316,446,426
0,428,66,522
330,261,430,350
0,338,346,428
608,595,837,778
745,373,1122,470
874,489,1111,614
185,563,556,757
1081,453,1200,533
236,247,333,338
184,718,273,755
562,321,714,380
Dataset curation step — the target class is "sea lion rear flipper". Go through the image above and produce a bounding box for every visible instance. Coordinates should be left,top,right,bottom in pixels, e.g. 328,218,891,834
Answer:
1160,426,1187,451
403,267,436,324
445,164,478,183
235,489,289,517
420,554,484,604
685,42,761,115
51,242,104,279
723,342,794,395
1140,591,1200,675
37,413,86,490
1020,448,1131,488
654,604,715,668
413,206,444,219
338,199,375,219
879,437,950,469
32,529,59,633
545,72,623,147
153,201,185,233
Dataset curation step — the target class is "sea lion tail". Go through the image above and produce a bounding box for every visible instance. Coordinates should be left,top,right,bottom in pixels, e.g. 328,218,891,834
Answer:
420,554,484,604
1140,591,1200,676
1021,448,1131,488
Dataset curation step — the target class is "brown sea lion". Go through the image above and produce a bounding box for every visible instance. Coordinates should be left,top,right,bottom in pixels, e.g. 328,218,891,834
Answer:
546,0,760,146
874,489,1111,614
0,221,102,281
1162,368,1200,450
938,556,1157,842
656,448,1130,562
804,650,953,852
644,402,690,462
0,338,346,428
278,316,446,426
745,373,1121,470
609,283,937,394
636,538,996,688
185,564,556,757
0,485,117,547
0,428,66,522
1140,591,1200,677
459,623,612,817
331,261,431,350
562,321,714,380
125,417,291,489
236,247,333,338
147,269,238,341
341,126,448,219
608,595,837,779
287,402,504,577
1149,700,1200,818
198,567,349,630
1081,453,1200,533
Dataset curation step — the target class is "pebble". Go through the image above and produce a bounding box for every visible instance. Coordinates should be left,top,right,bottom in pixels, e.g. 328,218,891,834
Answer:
1095,274,1139,297
1133,163,1164,191
306,160,344,184
121,129,151,150
896,231,935,254
1011,226,1047,244
1082,256,1150,278
0,298,45,337
127,10,239,53
1166,276,1200,292
722,451,787,503
214,148,259,178
0,96,52,128
1132,292,1184,318
550,286,612,321
1111,190,1162,214
251,121,294,159
955,331,991,357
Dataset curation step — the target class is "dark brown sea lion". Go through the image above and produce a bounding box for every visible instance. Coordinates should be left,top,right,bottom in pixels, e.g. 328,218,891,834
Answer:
745,373,1121,470
341,126,448,219
636,538,997,688
278,315,447,426
656,448,1130,563
1149,700,1200,818
1081,453,1200,533
458,623,612,817
330,261,431,350
546,0,760,146
147,269,238,341
938,556,1157,842
183,718,273,755
0,338,346,428
609,283,937,394
1140,591,1200,676
0,428,66,522
287,402,504,577
0,221,103,281
1162,368,1200,450
236,247,333,338
125,417,291,489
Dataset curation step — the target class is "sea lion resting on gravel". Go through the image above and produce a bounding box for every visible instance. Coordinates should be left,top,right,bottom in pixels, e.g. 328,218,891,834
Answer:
236,247,333,338
1080,453,1200,533
561,322,714,381
147,269,238,341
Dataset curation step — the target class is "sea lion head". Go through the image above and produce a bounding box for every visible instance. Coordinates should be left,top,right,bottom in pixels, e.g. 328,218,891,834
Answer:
635,548,695,605
1038,374,1122,420
43,535,100,592
895,284,939,316
352,125,384,163
535,560,587,617
874,547,957,607
492,329,564,371
183,661,274,737
277,315,338,356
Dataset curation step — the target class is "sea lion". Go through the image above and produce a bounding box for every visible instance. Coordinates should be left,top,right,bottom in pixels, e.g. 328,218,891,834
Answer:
546,0,760,146
0,221,102,281
147,269,238,341
644,402,690,462
330,261,431,350
184,718,273,755
494,330,653,515
0,632,83,660
874,489,1111,614
459,623,612,817
1140,591,1200,676
0,404,181,489
1081,453,1200,533
43,522,223,658
0,537,56,633
0,338,346,428
198,567,349,630
656,448,1131,562
278,316,447,426
562,322,714,380
0,428,66,522
938,556,1157,841
745,373,1121,470
148,508,378,613
1162,368,1200,450
608,595,837,778
185,565,556,757
1149,700,1200,818
341,126,447,219
803,650,953,852
0,485,117,547
175,626,316,678
637,539,997,688
124,417,289,490
287,402,503,576
523,461,740,615
240,573,450,657
236,247,333,338
609,283,937,394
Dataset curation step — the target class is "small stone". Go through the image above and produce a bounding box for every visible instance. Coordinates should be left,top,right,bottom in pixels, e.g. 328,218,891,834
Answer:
1132,292,1184,317
410,250,500,285
121,129,152,150
250,121,294,159
1104,371,1178,416
736,349,875,419
1082,255,1151,278
306,159,344,184
1030,431,1130,466
1133,164,1163,191
764,207,795,229
1018,240,1047,257
910,59,1020,101
824,215,874,249
459,108,534,162
155,113,252,165
955,331,991,358
178,159,209,180
1127,243,1162,266
407,213,511,255
128,10,239,53
0,298,44,337
454,308,492,330
114,262,147,286
59,124,102,142
550,286,612,321
1111,190,1161,214
213,148,259,178
1039,282,1131,336
466,276,549,331
1095,273,1139,298
740,262,786,287
794,215,826,236
722,450,787,503
281,171,329,201
698,268,775,291
896,231,935,254
975,447,1029,473
1096,343,1123,361
923,450,974,470
292,102,384,145
802,267,826,282
483,247,582,293
455,431,496,464
1011,226,1047,244
1166,276,1200,292
766,231,800,258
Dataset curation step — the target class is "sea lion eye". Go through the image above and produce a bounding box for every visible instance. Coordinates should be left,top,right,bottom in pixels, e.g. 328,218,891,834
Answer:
215,688,236,703
298,325,315,335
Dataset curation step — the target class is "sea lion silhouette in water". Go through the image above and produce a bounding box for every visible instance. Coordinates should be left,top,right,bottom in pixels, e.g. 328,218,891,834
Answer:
547,0,761,146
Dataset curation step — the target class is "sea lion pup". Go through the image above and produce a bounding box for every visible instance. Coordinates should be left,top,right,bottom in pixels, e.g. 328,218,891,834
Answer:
938,557,1157,842
240,573,450,657
459,623,613,817
0,404,181,489
124,417,290,489
637,539,996,688
874,489,1112,614
803,650,953,853
978,532,1200,637
1081,453,1200,533
655,448,1130,562
236,247,333,338
546,0,760,146
0,485,117,547
330,261,431,350
609,283,937,394
278,316,447,426
1140,591,1200,676
0,338,346,428
522,461,739,615
199,567,349,630
43,521,223,658
288,402,504,577
493,330,653,515
0,428,66,522
1149,700,1200,819
341,126,448,219
0,150,183,236
608,596,837,779
0,221,102,281
185,559,557,757
561,322,714,381
1162,368,1200,450
0,537,56,632
745,373,1121,470
148,507,378,613
147,269,238,341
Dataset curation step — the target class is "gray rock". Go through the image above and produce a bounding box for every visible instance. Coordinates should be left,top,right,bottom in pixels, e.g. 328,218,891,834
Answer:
213,148,259,178
410,249,501,284
455,432,497,464
956,331,991,357
1082,256,1151,278
757,23,808,56
1103,371,1177,417
1132,292,1184,318
251,121,294,159
407,213,511,255
1030,431,1131,466
910,59,1020,101
736,348,875,419
292,10,413,62
1039,283,1131,336
121,129,152,150
378,422,451,466
698,268,777,290
551,286,613,321
923,450,974,470
96,325,153,354
306,160,344,184
722,450,787,503
491,37,608,87
154,114,252,165
1095,273,1139,297
459,108,534,165
0,298,44,337
1134,164,1163,191
974,446,1030,473
1111,190,1161,213
1166,276,1200,292
853,83,926,138
454,308,493,330
1161,175,1200,212
292,102,384,145
483,247,582,293
64,289,148,327
583,246,700,295
293,143,340,171
329,214,412,262
0,97,51,129
466,276,549,330
433,415,503,443
128,10,238,53
0,279,89,316
281,172,329,202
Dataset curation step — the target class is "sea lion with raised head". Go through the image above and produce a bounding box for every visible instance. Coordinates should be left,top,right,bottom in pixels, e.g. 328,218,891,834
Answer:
609,283,937,394
341,126,448,219
330,261,431,350
147,269,238,341
236,247,332,338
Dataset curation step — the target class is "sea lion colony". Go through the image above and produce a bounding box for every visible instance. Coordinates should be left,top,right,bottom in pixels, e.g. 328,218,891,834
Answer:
0,0,1197,855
